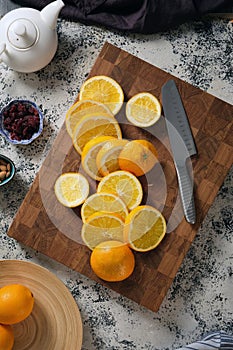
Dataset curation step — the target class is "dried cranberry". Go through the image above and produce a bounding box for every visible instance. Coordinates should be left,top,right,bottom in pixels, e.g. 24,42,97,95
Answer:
2,101,41,141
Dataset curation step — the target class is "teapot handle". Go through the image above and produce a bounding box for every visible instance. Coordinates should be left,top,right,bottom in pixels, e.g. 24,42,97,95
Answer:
0,43,6,62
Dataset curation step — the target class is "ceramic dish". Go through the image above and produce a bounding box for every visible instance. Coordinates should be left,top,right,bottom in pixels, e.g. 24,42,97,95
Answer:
0,99,43,145
0,154,16,187
0,260,83,350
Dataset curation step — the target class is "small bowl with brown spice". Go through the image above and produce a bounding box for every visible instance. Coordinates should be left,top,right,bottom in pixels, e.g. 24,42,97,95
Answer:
0,99,43,145
0,154,16,187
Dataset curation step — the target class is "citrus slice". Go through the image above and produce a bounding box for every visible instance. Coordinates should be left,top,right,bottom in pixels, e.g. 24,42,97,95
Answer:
81,212,125,250
126,92,161,127
97,170,143,211
54,172,89,207
81,192,129,223
96,138,129,176
72,114,122,154
81,136,115,181
65,100,113,138
124,205,166,252
79,75,124,115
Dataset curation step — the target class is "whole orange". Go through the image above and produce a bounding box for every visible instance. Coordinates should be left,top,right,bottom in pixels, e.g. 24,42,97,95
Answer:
90,240,135,282
118,139,158,176
0,284,34,325
0,324,14,350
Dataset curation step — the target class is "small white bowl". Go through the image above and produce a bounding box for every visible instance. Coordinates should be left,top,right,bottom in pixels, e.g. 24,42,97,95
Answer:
0,99,43,145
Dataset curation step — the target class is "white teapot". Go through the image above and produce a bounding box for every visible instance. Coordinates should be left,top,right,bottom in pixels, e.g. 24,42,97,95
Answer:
0,0,64,73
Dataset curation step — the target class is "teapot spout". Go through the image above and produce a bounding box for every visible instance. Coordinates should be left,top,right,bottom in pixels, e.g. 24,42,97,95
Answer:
40,0,65,30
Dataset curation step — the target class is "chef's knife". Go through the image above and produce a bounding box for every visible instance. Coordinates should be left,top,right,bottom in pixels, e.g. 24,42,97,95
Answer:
162,79,197,224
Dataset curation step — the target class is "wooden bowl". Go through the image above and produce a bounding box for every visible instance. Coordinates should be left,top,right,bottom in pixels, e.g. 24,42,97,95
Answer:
0,260,83,350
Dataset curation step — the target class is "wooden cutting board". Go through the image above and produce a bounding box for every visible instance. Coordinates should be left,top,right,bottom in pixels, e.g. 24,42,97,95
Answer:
8,42,233,312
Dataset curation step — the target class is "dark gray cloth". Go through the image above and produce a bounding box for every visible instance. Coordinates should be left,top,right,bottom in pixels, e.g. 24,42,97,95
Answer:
11,0,233,33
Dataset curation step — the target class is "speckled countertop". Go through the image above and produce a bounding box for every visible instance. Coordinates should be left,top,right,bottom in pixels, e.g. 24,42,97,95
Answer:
0,3,233,349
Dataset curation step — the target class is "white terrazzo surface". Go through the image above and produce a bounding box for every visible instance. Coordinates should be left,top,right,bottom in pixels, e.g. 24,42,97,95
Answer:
0,4,233,350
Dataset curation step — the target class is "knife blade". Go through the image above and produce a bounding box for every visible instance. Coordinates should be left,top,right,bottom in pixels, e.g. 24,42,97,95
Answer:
162,79,197,224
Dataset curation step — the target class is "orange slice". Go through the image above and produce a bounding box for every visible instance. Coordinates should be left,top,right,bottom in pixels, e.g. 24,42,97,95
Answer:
81,212,125,250
124,205,166,252
72,114,122,154
81,136,115,181
81,192,128,223
96,138,129,176
126,92,161,127
54,172,89,207
79,75,124,115
65,100,113,138
97,170,143,211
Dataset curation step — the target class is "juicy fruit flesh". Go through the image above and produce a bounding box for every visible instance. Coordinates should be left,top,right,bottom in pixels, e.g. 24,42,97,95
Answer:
54,173,89,207
124,206,166,252
81,192,128,222
72,115,122,154
81,213,125,250
79,76,124,114
97,171,143,211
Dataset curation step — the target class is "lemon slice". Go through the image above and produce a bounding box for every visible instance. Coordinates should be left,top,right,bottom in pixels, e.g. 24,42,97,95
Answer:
124,205,166,252
81,212,125,250
54,172,89,208
96,138,129,176
81,136,115,181
97,170,143,211
126,92,161,127
81,192,128,223
72,114,122,154
65,100,113,138
79,75,124,115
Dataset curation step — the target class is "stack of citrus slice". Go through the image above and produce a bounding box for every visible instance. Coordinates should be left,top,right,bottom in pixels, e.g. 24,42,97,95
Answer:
81,136,115,181
65,100,113,138
53,75,167,282
72,114,122,155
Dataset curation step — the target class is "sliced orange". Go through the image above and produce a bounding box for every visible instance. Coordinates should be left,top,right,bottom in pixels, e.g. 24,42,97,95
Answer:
72,114,122,154
81,192,128,223
97,170,143,211
79,75,124,115
118,139,158,176
96,138,129,176
65,100,113,138
81,136,115,181
90,240,135,282
54,172,89,207
126,92,161,127
124,205,166,252
81,212,125,250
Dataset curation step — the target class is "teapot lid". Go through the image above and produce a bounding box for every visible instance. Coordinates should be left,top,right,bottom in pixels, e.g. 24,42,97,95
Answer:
7,19,38,49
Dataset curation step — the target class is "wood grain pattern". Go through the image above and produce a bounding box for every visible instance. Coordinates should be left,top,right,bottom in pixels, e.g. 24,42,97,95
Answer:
8,43,233,312
0,260,83,350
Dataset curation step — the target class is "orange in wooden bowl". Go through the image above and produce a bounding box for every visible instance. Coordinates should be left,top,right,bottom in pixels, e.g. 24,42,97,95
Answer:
0,324,14,350
0,284,34,325
118,139,158,176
